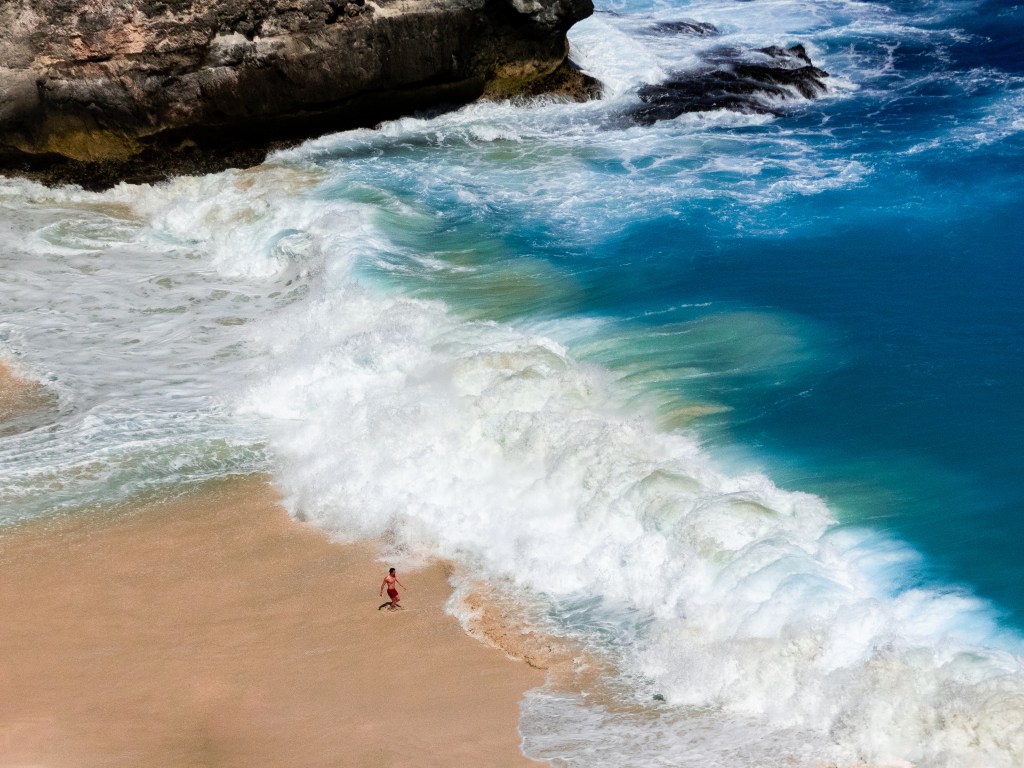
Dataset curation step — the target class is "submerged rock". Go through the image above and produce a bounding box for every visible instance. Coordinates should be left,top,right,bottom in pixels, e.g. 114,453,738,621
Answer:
631,43,829,125
647,20,719,37
0,0,594,188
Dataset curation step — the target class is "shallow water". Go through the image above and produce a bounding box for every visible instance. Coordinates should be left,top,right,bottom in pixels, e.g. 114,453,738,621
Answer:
2,0,1023,764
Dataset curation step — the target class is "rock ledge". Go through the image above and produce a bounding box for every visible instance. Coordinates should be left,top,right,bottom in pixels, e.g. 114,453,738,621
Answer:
0,0,594,187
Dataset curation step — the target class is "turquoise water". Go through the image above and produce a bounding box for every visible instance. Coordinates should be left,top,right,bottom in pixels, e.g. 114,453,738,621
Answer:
2,0,1023,764
562,140,1024,623
332,0,1024,625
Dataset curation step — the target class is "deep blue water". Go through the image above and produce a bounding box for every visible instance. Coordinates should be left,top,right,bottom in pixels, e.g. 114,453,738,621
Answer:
577,0,1024,621
362,0,1024,623
600,149,1024,622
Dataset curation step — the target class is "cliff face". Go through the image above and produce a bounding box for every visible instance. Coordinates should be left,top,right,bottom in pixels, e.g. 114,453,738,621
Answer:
0,0,593,185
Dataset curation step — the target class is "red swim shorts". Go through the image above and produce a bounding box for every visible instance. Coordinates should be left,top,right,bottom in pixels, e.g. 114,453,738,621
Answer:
387,588,399,600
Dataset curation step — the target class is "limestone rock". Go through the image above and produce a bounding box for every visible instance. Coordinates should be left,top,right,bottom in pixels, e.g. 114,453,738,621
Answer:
0,0,593,186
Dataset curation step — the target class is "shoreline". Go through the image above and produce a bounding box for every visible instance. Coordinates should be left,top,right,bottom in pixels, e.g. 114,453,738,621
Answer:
0,475,545,767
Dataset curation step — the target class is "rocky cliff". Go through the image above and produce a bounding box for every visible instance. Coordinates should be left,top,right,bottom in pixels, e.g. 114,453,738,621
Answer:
0,0,594,186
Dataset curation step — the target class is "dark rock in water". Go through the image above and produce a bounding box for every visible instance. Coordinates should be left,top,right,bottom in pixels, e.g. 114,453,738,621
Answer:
648,20,719,37
762,43,814,67
0,0,595,189
512,59,603,101
631,44,828,126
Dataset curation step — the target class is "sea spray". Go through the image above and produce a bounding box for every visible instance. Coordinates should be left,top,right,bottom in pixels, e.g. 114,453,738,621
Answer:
0,175,279,520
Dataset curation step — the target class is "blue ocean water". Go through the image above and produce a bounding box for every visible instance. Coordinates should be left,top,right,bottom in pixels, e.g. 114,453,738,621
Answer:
347,0,1024,623
2,0,1023,764
567,87,1024,627
583,0,1024,625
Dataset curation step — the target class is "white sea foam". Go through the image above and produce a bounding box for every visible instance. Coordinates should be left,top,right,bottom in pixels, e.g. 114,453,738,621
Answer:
0,175,279,519
905,83,1024,154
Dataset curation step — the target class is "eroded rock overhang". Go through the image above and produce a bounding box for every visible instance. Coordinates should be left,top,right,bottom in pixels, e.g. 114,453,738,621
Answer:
0,0,594,187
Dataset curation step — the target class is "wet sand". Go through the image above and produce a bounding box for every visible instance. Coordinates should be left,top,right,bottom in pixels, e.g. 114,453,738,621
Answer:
0,476,545,768
0,361,50,427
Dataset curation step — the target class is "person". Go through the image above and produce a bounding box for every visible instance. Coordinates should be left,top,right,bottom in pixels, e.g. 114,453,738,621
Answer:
379,567,407,611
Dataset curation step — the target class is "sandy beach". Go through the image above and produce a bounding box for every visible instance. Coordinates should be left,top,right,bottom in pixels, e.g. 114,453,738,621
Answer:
0,476,545,768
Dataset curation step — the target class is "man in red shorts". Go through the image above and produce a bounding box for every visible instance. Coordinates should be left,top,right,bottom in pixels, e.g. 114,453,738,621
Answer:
379,567,407,611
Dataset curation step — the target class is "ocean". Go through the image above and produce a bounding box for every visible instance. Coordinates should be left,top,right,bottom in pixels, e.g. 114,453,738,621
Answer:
1,0,1022,764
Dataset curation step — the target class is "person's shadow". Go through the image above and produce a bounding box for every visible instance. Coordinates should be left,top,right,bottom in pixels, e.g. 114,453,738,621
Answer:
378,601,403,611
